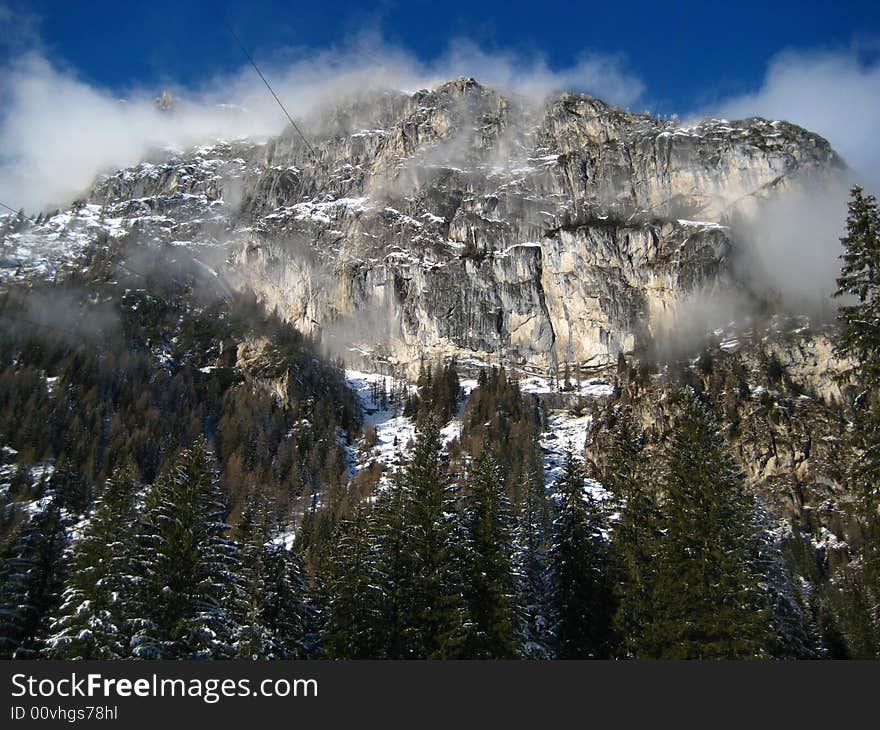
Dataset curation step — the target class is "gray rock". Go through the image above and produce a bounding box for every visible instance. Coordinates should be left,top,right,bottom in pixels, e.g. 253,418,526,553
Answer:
53,78,844,376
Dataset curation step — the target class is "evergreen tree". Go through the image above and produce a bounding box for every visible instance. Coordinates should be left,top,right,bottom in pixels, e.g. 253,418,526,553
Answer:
369,467,411,658
835,185,880,385
832,184,880,657
46,466,139,659
437,359,461,422
396,417,468,658
460,448,519,658
548,452,615,658
234,493,311,659
0,502,67,658
130,438,242,659
642,391,770,659
826,568,880,658
513,458,553,658
759,519,823,659
231,497,271,659
261,544,314,657
600,408,661,658
322,505,383,658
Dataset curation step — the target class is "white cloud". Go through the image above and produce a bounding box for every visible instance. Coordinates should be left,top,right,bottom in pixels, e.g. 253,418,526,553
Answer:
423,39,644,104
708,48,880,189
0,53,266,212
0,34,644,212
730,178,851,313
5,26,868,319
695,48,880,312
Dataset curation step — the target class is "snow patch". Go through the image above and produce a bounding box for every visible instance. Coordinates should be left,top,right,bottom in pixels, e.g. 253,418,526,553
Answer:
540,411,609,502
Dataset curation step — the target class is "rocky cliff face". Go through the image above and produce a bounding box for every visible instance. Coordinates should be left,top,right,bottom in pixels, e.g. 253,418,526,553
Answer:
1,77,844,377
582,317,856,572
0,75,862,617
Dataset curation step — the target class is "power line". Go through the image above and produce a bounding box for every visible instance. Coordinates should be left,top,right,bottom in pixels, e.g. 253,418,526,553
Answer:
1,19,640,276
214,8,385,249
217,9,322,169
0,200,34,222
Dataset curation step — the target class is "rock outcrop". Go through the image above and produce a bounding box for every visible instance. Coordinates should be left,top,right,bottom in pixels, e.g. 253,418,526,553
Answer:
3,77,844,377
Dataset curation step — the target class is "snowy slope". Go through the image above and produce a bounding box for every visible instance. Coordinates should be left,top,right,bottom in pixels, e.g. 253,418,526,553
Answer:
344,368,613,500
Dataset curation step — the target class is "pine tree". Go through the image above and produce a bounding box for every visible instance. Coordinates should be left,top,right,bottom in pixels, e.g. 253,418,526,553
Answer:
642,391,770,659
460,448,519,658
396,416,468,658
0,502,67,658
832,185,880,657
262,544,314,657
232,493,310,659
759,517,823,658
370,467,411,658
322,505,383,658
513,457,553,658
130,438,242,659
437,359,461,422
46,466,139,659
231,497,271,659
835,185,880,385
548,451,615,658
600,407,661,658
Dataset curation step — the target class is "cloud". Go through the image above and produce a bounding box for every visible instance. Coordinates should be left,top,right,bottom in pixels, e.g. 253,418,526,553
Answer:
691,47,880,315
722,178,850,319
707,48,880,190
0,53,263,212
647,176,851,353
0,32,644,213
21,284,120,342
648,287,755,359
420,39,644,105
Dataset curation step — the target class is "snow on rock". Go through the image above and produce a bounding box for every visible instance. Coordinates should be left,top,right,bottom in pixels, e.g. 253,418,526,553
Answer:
344,369,476,489
344,370,416,486
676,218,727,230
269,527,297,551
286,197,372,225
440,420,462,445
540,410,609,502
519,375,614,398
29,462,56,485
344,369,612,500
542,412,587,478
0,204,126,282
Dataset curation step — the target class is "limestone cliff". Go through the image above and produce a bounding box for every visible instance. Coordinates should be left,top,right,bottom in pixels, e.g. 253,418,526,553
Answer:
3,77,844,377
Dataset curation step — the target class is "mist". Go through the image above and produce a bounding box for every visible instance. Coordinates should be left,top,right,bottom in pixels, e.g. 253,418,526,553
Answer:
3,24,877,347
0,35,644,214
688,47,880,322
649,175,852,355
727,178,852,316
648,287,756,360
19,285,121,342
706,47,880,191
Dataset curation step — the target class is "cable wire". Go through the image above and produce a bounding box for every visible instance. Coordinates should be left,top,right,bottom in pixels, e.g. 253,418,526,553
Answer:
0,200,34,222
217,8,322,168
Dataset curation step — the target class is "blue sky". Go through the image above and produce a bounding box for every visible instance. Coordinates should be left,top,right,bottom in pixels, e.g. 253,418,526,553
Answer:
4,0,873,114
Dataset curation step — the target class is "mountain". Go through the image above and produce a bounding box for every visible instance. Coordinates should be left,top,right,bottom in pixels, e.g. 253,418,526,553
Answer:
2,77,843,375
0,77,872,659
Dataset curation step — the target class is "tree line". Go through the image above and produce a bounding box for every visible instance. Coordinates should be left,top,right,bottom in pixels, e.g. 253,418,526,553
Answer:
0,387,820,659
